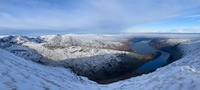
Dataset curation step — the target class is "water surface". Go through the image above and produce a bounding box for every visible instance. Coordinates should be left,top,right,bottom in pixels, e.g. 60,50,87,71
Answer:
131,39,170,72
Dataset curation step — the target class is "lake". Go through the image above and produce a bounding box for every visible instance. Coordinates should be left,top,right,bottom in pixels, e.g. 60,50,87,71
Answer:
131,39,170,72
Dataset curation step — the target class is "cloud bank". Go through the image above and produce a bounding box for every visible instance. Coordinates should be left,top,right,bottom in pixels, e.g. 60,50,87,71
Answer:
0,0,200,34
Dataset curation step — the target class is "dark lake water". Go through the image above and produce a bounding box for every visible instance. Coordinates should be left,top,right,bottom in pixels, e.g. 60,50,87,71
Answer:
131,39,156,55
131,39,170,72
136,51,170,72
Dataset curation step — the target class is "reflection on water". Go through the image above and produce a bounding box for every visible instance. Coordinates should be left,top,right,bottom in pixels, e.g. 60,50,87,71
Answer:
131,39,156,55
136,51,170,72
131,39,170,72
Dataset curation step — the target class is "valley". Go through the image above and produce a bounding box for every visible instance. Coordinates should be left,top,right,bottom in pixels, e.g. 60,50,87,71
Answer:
0,34,191,84
1,34,200,90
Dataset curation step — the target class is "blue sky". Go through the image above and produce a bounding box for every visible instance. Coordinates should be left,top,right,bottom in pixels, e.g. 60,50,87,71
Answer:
0,0,200,35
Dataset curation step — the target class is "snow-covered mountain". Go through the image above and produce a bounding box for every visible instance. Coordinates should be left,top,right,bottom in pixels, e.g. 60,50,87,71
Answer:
101,37,200,90
1,34,200,90
0,34,157,83
0,48,99,90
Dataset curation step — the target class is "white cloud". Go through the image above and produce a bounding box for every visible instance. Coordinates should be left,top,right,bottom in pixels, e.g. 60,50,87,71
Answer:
0,0,200,33
122,25,200,33
173,27,200,33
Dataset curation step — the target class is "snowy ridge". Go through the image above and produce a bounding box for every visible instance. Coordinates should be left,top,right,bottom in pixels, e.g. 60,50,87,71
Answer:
40,34,129,50
100,39,200,90
1,35,152,82
24,42,131,61
0,35,131,62
41,34,129,42
1,34,200,90
0,48,98,90
22,38,151,82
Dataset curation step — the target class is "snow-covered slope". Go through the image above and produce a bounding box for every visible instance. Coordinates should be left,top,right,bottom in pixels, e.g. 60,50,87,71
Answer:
100,39,200,90
0,35,133,64
0,35,155,82
1,34,200,90
0,48,98,90
40,34,130,51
